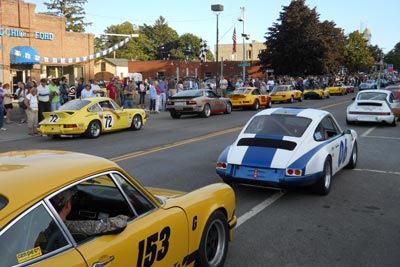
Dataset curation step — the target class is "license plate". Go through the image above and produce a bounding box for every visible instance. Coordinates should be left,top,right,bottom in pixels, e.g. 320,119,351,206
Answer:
175,102,184,106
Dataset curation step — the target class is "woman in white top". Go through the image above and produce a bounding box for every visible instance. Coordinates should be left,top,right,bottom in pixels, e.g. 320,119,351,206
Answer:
81,83,102,98
24,87,39,135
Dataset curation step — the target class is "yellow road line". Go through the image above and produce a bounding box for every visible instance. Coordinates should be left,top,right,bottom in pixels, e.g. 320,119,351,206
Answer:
111,126,242,162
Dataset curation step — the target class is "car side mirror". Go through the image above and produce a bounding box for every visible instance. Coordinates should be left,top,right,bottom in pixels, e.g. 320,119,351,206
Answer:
351,97,355,101
344,129,352,135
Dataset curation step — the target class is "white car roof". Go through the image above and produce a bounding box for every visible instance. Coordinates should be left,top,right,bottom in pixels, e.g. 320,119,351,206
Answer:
254,107,329,121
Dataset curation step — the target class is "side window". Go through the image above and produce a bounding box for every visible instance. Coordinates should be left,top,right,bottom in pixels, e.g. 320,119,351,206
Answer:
88,103,102,112
320,116,340,139
0,204,70,266
112,173,155,217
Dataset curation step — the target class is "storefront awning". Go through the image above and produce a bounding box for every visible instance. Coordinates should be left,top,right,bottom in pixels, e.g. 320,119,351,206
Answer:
10,46,41,64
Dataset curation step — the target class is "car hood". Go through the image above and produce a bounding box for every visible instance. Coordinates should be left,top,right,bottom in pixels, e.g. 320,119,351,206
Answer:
227,135,300,169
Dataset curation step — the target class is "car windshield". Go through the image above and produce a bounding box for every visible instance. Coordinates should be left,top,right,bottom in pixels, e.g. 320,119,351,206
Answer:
271,86,289,93
244,114,312,137
172,90,203,98
233,88,252,94
357,92,388,101
59,99,91,110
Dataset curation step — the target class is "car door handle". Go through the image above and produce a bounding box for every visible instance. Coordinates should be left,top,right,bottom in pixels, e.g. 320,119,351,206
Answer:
93,256,115,267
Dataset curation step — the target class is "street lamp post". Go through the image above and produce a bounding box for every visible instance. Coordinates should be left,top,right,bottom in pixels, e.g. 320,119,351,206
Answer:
211,4,224,89
239,6,246,82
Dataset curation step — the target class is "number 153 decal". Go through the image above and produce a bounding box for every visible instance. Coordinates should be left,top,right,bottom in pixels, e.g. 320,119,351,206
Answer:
137,226,170,267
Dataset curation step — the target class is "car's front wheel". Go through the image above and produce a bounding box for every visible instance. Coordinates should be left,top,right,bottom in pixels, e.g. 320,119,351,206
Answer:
313,157,332,195
346,141,357,169
201,104,211,118
130,114,142,130
84,120,101,138
197,210,229,267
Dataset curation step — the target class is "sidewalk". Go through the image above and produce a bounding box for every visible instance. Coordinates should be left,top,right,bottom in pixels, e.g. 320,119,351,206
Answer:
0,109,32,142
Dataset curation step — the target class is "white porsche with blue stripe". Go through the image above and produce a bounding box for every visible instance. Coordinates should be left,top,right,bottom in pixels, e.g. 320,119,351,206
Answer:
216,107,358,195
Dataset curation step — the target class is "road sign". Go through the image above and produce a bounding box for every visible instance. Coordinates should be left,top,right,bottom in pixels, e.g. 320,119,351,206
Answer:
238,61,250,67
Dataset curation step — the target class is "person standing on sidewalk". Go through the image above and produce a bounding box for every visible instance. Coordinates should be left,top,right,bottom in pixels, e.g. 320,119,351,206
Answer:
24,87,39,136
2,83,14,124
37,78,51,122
0,85,6,131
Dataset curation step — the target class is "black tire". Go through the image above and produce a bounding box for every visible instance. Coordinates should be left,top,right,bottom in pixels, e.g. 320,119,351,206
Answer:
170,111,181,119
298,94,303,102
130,114,142,130
313,157,332,195
201,104,211,118
224,102,232,114
252,99,259,110
288,96,294,103
346,118,354,125
84,120,101,138
197,210,229,267
50,134,61,139
390,117,397,127
346,142,357,169
267,99,272,108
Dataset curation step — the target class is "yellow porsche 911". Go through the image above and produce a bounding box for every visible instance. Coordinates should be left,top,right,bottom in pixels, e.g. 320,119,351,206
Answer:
227,87,272,110
0,150,237,267
39,97,147,138
326,82,347,95
270,85,303,103
303,87,330,100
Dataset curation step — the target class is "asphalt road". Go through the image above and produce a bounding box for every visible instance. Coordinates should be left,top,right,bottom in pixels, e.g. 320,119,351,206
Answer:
1,92,399,266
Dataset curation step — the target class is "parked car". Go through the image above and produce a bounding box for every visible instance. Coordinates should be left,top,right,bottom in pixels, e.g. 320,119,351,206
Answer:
346,89,398,126
269,85,303,103
0,150,237,267
216,107,358,195
227,87,271,110
39,97,146,138
166,89,232,118
303,87,330,99
326,82,347,95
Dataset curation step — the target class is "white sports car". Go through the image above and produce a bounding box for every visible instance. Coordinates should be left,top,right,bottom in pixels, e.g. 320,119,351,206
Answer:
216,108,358,195
346,89,398,126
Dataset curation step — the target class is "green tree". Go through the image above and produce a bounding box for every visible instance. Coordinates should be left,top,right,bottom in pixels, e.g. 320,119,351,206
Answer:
43,0,91,32
258,0,345,76
343,31,375,74
384,42,400,72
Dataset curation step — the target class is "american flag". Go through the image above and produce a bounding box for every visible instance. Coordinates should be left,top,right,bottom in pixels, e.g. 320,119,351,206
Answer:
198,39,208,63
232,27,237,54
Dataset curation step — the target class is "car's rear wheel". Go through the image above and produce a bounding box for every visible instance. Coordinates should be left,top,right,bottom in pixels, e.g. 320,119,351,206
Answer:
313,157,332,195
298,94,303,102
267,99,272,108
170,111,181,119
197,210,229,267
390,117,397,127
252,99,259,110
224,102,232,114
288,96,294,103
346,142,357,169
201,104,211,118
84,120,101,138
130,114,142,130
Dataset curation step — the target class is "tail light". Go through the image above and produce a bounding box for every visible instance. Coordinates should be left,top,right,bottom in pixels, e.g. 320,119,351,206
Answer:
187,101,197,105
216,162,227,169
286,168,302,176
63,124,78,128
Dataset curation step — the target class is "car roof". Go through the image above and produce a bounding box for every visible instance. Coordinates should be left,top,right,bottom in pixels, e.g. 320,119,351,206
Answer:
357,89,391,95
254,107,329,121
0,150,119,223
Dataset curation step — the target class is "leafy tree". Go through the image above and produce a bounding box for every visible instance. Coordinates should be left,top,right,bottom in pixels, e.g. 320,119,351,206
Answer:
384,42,400,72
259,0,346,77
43,0,91,32
343,31,375,74
369,45,383,63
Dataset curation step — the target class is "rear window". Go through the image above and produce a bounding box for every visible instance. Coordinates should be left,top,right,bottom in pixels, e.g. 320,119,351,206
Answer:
172,90,203,98
244,114,311,137
59,99,90,110
357,92,387,101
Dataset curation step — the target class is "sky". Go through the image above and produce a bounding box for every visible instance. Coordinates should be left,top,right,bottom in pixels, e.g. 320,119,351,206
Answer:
30,0,399,54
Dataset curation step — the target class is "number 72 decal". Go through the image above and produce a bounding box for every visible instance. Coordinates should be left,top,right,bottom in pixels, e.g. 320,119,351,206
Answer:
49,114,59,123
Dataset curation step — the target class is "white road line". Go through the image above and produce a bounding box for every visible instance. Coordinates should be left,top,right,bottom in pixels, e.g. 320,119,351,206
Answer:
236,190,285,228
363,135,400,140
354,168,400,176
361,126,376,137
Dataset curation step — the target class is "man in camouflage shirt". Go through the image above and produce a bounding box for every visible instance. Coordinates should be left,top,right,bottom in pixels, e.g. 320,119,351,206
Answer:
51,187,129,236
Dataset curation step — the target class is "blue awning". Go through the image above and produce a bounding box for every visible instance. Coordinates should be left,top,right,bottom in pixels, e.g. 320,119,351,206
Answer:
10,46,41,64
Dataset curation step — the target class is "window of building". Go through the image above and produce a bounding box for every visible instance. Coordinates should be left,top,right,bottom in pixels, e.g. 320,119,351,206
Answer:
157,72,165,79
101,62,106,72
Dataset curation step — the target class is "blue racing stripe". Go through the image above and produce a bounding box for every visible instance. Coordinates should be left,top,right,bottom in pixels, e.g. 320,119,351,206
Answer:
241,135,283,167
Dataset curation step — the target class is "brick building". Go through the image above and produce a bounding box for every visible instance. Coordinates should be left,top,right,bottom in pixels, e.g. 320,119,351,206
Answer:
0,0,95,91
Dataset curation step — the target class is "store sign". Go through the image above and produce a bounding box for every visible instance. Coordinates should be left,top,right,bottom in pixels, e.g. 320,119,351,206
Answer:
0,27,54,40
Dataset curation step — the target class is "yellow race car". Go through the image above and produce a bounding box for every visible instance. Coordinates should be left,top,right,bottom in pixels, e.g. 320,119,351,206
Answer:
326,82,347,95
270,85,303,103
39,97,147,138
303,87,330,99
0,150,237,267
227,87,272,110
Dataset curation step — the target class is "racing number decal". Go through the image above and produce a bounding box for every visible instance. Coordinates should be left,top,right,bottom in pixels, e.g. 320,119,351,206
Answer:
338,139,348,166
137,226,171,267
103,114,114,129
49,114,59,123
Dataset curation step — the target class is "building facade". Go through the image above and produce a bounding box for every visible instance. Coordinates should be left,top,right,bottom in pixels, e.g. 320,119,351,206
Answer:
216,40,265,62
94,58,129,81
0,0,95,91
